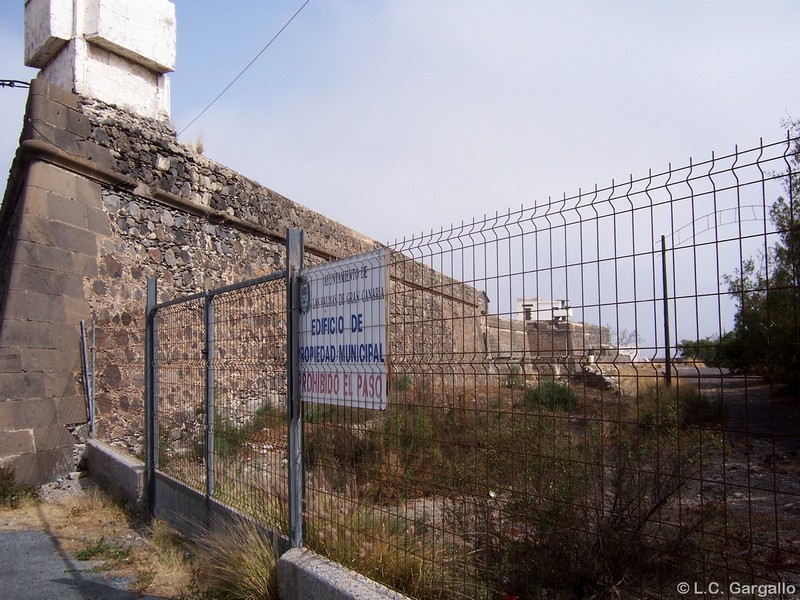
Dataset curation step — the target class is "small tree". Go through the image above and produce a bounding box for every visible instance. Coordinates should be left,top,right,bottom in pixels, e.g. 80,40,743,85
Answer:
723,120,800,386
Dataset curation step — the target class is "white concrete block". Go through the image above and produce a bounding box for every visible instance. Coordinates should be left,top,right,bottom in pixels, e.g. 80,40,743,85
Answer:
77,43,171,119
24,0,74,68
84,0,176,73
38,39,75,91
26,0,175,120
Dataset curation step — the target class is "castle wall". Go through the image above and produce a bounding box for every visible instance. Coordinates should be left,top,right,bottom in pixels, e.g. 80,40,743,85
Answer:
0,79,490,480
0,80,110,481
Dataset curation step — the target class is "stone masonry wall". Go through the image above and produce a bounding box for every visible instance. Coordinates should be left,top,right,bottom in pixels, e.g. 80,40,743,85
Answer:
0,78,493,475
3,77,607,479
0,78,111,482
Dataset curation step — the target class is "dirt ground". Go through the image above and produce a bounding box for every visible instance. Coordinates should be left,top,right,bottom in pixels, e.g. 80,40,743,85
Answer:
0,474,195,599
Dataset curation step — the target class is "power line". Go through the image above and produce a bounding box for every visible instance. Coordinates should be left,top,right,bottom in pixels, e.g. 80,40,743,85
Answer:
177,0,311,137
0,80,31,89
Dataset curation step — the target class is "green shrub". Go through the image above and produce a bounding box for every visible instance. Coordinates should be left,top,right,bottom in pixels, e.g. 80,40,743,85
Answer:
304,424,382,492
393,374,413,392
214,404,282,459
501,365,525,389
680,391,728,428
0,467,39,508
525,379,578,411
638,381,727,430
454,412,716,599
384,402,433,457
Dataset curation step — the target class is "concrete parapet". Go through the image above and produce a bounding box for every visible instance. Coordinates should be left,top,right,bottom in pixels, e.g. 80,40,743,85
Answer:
81,442,408,600
278,548,411,600
85,438,145,516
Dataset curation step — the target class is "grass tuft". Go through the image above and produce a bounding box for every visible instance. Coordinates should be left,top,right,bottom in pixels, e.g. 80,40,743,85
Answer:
0,466,40,509
194,514,279,600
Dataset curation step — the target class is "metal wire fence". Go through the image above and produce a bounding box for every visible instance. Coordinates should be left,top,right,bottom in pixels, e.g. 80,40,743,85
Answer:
141,133,800,599
153,274,290,534
302,135,800,599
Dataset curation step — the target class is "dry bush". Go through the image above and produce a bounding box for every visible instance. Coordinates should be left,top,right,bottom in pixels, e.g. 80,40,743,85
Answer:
193,514,279,600
304,472,485,599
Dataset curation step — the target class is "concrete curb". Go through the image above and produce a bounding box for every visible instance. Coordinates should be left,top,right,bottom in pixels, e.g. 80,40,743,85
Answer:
278,547,411,600
83,440,410,599
84,439,145,517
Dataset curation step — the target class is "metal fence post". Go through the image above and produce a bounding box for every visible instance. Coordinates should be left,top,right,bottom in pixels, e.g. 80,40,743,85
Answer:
286,228,305,547
80,320,91,432
661,235,672,387
144,277,158,518
90,316,96,438
205,292,216,499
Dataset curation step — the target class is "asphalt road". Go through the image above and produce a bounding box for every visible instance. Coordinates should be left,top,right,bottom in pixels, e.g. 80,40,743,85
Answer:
0,529,165,600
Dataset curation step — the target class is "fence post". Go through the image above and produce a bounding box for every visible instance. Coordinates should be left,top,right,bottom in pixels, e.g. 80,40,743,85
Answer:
90,315,96,438
205,292,215,499
144,277,158,518
661,235,672,387
80,320,91,433
286,228,305,548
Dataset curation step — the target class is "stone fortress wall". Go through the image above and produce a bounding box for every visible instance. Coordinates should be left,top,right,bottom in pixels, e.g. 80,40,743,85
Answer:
0,78,496,479
1,0,614,483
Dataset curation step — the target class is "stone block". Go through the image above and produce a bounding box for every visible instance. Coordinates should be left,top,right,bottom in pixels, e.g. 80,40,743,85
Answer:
56,396,88,425
47,192,87,228
71,252,98,277
48,322,80,351
53,127,84,156
86,206,111,236
0,373,47,401
86,439,145,516
7,264,56,296
11,446,73,485
0,319,52,350
277,548,411,600
65,108,91,139
33,424,74,452
27,162,77,200
43,370,79,399
0,430,34,456
81,140,114,170
23,291,66,323
18,214,98,256
59,271,86,300
14,240,75,273
0,351,23,373
36,77,80,111
25,0,73,69
63,296,92,324
76,177,103,209
25,118,58,148
0,399,56,430
20,185,49,217
84,0,176,73
2,291,28,321
26,91,68,131
22,348,78,373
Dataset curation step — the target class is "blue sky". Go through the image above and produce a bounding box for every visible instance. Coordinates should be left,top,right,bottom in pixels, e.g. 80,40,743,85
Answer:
2,1,798,245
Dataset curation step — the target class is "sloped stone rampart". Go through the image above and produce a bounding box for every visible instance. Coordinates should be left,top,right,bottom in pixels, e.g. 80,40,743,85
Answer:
0,78,492,473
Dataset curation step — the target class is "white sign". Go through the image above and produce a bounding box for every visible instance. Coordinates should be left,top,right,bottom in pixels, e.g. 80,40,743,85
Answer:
299,249,389,410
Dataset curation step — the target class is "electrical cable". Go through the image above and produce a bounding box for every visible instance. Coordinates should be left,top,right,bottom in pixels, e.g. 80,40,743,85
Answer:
0,80,31,89
177,0,311,137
